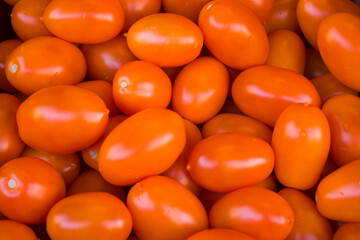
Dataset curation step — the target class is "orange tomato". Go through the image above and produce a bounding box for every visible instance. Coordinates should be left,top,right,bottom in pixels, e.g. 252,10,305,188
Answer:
231,0,274,23
162,0,211,23
187,228,256,240
251,175,277,192
5,36,86,95
16,85,109,155
127,13,203,67
198,0,268,70
127,176,208,240
304,48,329,80
47,192,132,240
333,223,360,240
3,0,19,6
0,157,66,224
0,39,22,93
172,56,229,124
0,220,38,240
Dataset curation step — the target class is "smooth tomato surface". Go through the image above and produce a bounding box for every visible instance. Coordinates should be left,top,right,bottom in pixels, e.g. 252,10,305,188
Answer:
333,223,360,240
0,220,38,240
232,0,274,23
0,39,22,93
187,228,256,240
162,0,210,22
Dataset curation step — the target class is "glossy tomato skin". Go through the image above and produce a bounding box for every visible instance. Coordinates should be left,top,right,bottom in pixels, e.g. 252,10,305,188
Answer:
47,192,132,240
172,56,229,124
278,188,333,240
0,157,66,224
127,176,208,240
99,108,186,186
333,223,360,240
0,220,39,240
0,94,24,166
232,0,274,23
304,48,329,80
187,228,256,240
0,39,22,93
43,0,124,44
16,85,109,155
188,133,274,192
322,94,360,166
272,103,331,190
209,187,294,240
127,13,203,67
163,0,210,23
232,65,321,127
5,36,86,95
198,0,268,70
316,159,360,222
318,13,360,91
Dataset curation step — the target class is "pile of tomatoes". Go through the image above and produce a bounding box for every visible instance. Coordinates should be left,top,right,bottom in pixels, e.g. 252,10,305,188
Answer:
1,0,360,239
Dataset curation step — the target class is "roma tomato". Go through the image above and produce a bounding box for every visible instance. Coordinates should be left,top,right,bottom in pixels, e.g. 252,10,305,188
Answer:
209,187,294,240
0,39,22,93
278,188,333,240
318,13,360,91
47,192,132,240
5,36,86,95
16,85,109,155
172,56,229,124
113,61,172,115
0,94,24,166
0,157,66,224
0,220,38,240
316,159,360,222
127,13,203,67
43,0,124,44
187,133,274,192
187,228,256,240
232,65,321,127
333,223,360,240
162,0,210,23
304,48,329,80
198,0,268,70
127,176,208,240
322,94,360,166
231,0,274,23
99,108,186,186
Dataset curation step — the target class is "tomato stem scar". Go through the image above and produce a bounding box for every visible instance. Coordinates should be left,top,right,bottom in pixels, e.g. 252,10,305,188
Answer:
8,180,16,188
11,64,18,73
121,82,127,88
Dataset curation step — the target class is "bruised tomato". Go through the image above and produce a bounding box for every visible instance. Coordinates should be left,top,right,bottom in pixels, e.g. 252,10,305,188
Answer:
0,220,38,240
187,228,256,240
0,39,22,93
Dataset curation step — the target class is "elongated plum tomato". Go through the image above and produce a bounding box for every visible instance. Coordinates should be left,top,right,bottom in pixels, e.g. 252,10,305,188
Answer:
209,187,294,240
272,103,331,190
198,0,269,70
5,36,86,95
187,133,274,192
231,65,321,127
99,108,186,186
43,0,124,44
316,159,360,222
127,13,203,67
333,223,360,240
232,0,274,23
317,13,360,91
127,176,208,240
47,192,132,240
187,228,256,240
0,220,38,240
16,85,109,155
0,157,66,224
0,39,22,93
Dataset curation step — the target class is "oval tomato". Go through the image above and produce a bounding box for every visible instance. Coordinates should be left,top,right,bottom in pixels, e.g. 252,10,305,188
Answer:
232,0,274,23
0,220,38,240
0,39,22,93
333,223,360,240
187,228,256,240
162,0,210,23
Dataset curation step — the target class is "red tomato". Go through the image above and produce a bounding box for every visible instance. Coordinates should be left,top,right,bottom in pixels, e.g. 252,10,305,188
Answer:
187,228,256,240
162,0,211,23
0,157,66,224
333,223,360,240
47,192,132,240
209,187,294,240
0,220,38,240
127,13,203,67
16,85,109,155
232,65,321,127
99,108,186,186
5,36,86,95
231,0,274,23
304,48,329,80
0,39,22,93
172,56,229,124
127,176,208,240
198,0,268,70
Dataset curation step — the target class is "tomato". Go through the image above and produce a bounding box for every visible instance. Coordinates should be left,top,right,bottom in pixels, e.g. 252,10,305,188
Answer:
266,30,306,74
162,0,211,23
16,85,109,155
322,94,360,166
201,113,272,143
99,108,186,186
0,94,24,166
172,56,229,124
278,188,333,240
21,147,80,186
5,36,86,95
231,0,274,23
67,169,125,201
47,192,132,240
113,60,172,115
0,157,66,224
297,0,360,50
333,223,360,240
318,13,360,91
304,48,329,80
187,228,256,240
0,220,38,240
209,187,294,240
0,39,22,93
127,176,208,240
316,159,360,222
251,175,277,192
198,0,268,70
81,35,137,82
3,0,19,6
161,119,203,196
232,65,321,127
127,13,203,67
